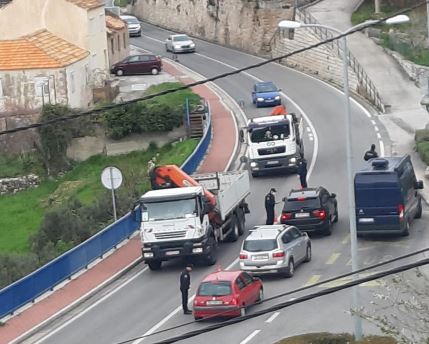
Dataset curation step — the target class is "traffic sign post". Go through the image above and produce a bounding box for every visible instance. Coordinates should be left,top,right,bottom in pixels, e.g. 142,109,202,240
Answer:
101,166,123,221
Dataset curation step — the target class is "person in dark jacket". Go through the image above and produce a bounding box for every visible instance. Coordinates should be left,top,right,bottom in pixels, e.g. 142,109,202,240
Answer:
364,144,378,161
180,264,193,314
297,158,308,188
265,188,277,225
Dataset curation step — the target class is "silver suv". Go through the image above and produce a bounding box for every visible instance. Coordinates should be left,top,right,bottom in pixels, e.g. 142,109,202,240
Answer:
239,225,311,277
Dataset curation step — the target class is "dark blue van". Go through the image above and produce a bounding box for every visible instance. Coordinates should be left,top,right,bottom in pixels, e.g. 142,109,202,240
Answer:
354,155,424,236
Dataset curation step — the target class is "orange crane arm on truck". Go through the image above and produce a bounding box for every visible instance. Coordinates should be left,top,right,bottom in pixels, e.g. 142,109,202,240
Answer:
149,164,217,207
270,104,288,116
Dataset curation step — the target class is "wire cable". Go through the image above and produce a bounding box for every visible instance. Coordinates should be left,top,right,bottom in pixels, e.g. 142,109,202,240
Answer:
0,1,426,137
153,257,429,344
112,246,429,344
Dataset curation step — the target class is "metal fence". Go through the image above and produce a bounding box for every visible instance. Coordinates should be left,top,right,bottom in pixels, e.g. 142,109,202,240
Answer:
296,8,385,112
0,105,213,319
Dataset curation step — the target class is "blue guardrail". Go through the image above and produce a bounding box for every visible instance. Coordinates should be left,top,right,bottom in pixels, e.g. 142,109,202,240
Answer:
0,106,213,319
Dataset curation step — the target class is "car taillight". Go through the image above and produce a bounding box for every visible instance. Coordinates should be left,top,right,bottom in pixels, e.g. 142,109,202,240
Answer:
398,204,405,220
239,252,248,259
312,209,326,219
281,213,292,221
273,250,285,258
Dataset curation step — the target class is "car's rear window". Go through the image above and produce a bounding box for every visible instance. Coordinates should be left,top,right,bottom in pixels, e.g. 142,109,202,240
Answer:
284,198,320,211
355,188,402,207
198,281,232,296
243,239,278,252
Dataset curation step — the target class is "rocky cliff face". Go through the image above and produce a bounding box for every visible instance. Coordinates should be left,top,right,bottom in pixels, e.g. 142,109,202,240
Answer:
131,0,293,54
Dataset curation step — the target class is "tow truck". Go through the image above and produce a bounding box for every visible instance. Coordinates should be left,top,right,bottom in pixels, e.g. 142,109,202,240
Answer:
134,165,250,270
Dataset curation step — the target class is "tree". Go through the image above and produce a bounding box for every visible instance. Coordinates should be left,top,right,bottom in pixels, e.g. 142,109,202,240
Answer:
356,268,429,343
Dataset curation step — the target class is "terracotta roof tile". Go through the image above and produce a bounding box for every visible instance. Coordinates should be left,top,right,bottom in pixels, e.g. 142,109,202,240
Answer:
0,30,89,71
66,0,103,10
106,15,126,31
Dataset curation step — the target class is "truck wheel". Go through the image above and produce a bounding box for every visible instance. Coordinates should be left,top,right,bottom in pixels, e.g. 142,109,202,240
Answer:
227,216,239,242
147,260,162,271
204,237,217,265
401,220,410,237
237,209,245,235
415,197,422,219
251,172,259,178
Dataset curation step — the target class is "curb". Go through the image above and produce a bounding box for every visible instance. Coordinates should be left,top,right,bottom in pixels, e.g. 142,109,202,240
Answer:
8,50,246,344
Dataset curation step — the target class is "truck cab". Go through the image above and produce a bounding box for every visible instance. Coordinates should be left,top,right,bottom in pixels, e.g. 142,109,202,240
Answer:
241,114,304,177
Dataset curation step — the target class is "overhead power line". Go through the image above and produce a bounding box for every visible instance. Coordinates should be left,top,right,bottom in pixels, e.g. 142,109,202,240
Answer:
0,1,426,137
113,246,429,344
154,257,429,344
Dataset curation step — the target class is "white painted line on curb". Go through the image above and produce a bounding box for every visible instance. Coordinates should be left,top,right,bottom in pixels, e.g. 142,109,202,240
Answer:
240,330,261,344
265,312,280,323
134,258,240,343
379,140,385,157
29,264,148,344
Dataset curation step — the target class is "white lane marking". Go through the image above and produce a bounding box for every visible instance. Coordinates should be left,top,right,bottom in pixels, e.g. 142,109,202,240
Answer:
133,258,240,343
371,120,376,125
374,125,379,132
143,33,319,181
379,140,385,157
240,330,261,344
29,264,148,344
309,136,314,141
265,312,280,323
306,127,311,132
377,133,381,139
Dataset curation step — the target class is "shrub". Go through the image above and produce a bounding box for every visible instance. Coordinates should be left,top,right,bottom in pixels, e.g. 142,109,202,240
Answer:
416,141,429,165
0,253,39,289
415,129,429,143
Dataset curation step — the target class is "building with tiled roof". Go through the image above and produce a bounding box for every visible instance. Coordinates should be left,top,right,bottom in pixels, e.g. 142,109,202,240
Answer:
66,0,104,10
0,30,93,114
105,10,129,67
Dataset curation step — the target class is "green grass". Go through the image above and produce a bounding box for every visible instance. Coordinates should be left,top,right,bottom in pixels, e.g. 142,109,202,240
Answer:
276,333,396,344
352,0,429,66
114,0,128,7
145,82,201,108
0,152,45,178
0,139,198,254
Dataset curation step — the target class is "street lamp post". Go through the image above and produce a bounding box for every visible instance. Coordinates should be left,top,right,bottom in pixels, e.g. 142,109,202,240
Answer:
278,14,409,341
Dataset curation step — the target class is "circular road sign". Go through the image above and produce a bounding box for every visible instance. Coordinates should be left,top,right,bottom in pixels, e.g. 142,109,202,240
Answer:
101,166,123,190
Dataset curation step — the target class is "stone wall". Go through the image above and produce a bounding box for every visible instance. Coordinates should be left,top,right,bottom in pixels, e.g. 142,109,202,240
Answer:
131,0,294,54
0,174,40,195
0,113,40,154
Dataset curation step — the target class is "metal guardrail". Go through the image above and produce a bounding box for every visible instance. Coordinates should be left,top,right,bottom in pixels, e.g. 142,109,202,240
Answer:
0,106,213,319
296,8,385,112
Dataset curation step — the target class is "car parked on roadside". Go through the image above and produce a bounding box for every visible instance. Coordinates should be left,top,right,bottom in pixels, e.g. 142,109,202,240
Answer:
280,187,338,236
165,34,196,53
110,54,162,76
193,270,263,320
120,15,142,37
251,81,281,108
239,224,311,278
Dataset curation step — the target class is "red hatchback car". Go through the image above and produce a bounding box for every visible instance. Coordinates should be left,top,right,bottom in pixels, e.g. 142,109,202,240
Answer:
193,270,263,320
110,54,162,76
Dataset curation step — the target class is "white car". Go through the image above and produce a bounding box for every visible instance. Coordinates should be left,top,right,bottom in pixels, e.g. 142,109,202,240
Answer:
165,34,195,53
120,15,141,37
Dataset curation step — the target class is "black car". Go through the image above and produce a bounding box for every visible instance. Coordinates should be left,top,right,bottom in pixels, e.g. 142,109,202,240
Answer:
280,187,338,235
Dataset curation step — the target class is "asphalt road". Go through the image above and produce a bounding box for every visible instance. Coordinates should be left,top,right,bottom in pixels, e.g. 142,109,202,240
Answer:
24,23,429,344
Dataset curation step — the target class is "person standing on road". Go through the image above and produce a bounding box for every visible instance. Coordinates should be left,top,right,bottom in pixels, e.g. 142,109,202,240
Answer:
297,158,308,189
180,264,193,314
364,144,378,161
265,188,277,225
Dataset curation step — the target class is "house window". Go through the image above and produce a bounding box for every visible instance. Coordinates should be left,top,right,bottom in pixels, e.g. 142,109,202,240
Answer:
34,77,49,97
99,13,104,33
118,35,120,52
89,17,95,35
70,71,75,93
111,38,114,54
85,64,90,85
0,78,3,98
123,32,126,48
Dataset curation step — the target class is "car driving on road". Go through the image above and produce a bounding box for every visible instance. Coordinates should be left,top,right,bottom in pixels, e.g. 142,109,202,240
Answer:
110,54,162,76
193,270,263,320
251,81,281,107
280,187,338,235
165,34,196,53
120,15,142,37
239,225,311,278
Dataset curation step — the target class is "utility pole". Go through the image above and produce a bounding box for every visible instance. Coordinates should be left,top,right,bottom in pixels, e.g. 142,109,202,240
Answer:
375,0,380,14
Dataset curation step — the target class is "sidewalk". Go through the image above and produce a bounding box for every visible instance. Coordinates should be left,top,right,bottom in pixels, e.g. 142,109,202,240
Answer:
308,0,429,203
0,60,237,344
